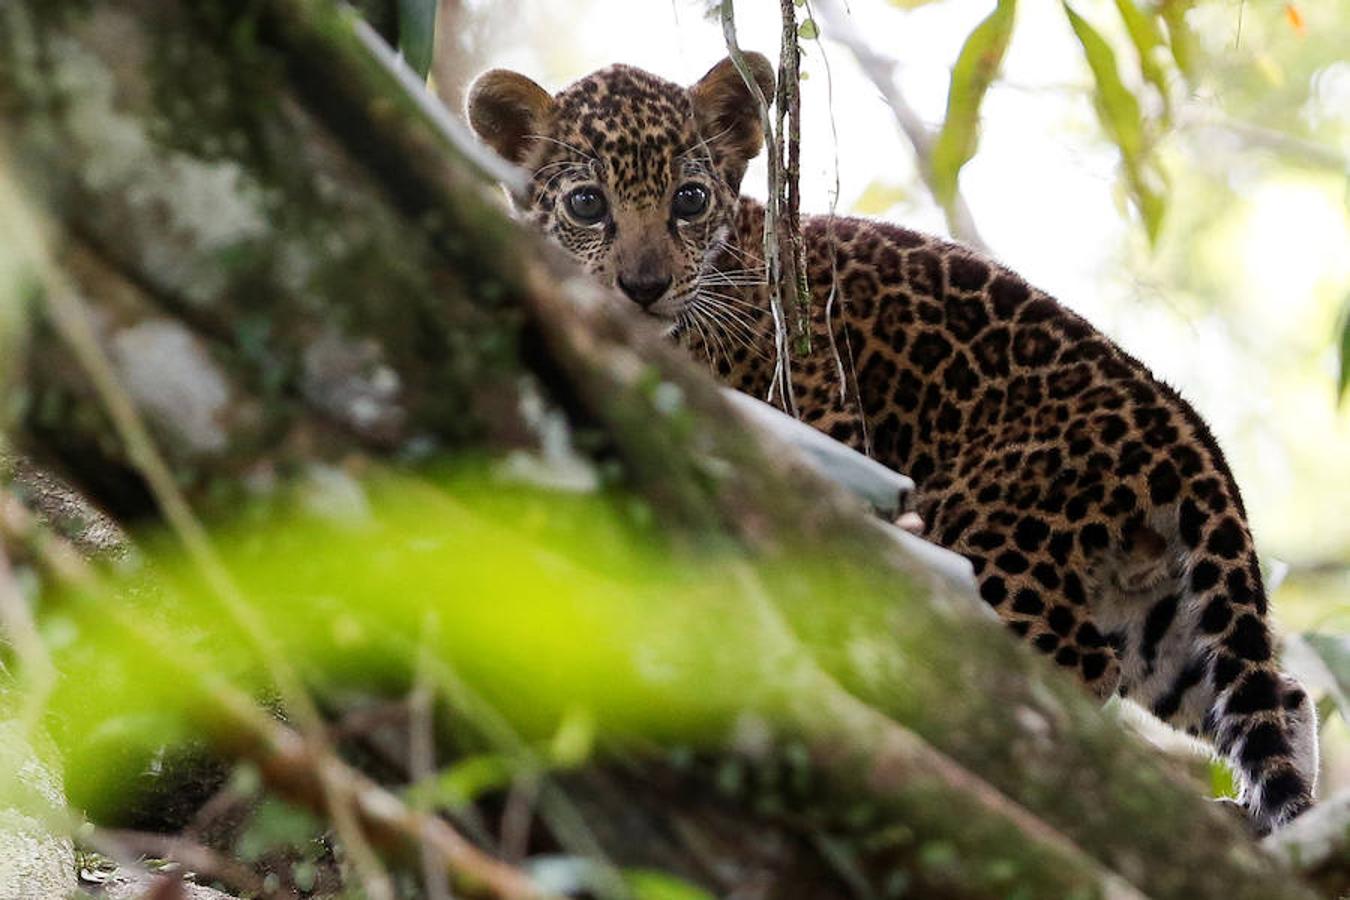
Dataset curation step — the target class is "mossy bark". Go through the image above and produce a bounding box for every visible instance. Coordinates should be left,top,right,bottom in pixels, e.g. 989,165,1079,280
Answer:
0,1,1326,897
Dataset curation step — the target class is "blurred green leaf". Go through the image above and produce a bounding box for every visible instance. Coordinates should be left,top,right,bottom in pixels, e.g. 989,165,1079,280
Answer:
1112,0,1172,121
409,753,517,809
1337,294,1350,403
852,179,910,216
798,18,819,40
1303,632,1350,720
930,0,1018,210
550,706,597,768
1063,2,1167,244
627,869,717,900
1157,0,1198,82
36,470,828,815
397,0,437,81
235,798,324,862
1063,5,1142,157
292,861,318,892
1207,759,1237,799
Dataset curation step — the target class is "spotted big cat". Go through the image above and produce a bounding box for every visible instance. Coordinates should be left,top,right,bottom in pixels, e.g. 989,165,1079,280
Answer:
465,54,1318,832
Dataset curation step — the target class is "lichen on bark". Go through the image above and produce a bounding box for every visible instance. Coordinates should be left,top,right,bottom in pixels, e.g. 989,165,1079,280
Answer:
0,2,1333,897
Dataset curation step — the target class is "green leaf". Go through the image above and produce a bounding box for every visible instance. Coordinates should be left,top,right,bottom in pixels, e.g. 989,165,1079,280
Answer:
1304,632,1350,721
1063,2,1167,244
1064,5,1143,159
407,753,517,809
1157,0,1198,82
930,0,1018,210
397,0,437,81
291,860,318,893
1208,759,1237,799
549,706,596,767
235,798,323,862
1337,294,1350,403
1112,0,1172,120
797,18,819,40
852,179,910,216
627,869,717,900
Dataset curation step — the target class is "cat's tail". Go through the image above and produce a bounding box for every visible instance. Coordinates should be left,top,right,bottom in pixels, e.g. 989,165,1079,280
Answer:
1189,542,1318,832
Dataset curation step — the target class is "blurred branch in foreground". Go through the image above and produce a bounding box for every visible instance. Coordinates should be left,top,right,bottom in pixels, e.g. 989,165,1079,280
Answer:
0,0,1341,897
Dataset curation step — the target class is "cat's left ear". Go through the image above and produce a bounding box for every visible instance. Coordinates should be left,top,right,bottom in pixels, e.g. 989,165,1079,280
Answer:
689,54,775,191
466,69,556,165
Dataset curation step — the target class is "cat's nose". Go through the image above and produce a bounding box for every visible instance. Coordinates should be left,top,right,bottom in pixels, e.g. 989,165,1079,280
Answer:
618,274,673,307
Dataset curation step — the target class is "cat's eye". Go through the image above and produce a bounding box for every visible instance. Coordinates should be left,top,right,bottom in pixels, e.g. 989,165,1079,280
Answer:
672,183,709,219
564,187,608,224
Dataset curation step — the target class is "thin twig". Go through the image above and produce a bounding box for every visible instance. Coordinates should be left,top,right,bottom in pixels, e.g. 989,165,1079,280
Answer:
412,628,453,900
94,828,285,900
83,597,548,899
812,0,990,252
1177,108,1348,172
720,0,798,417
214,671,546,897
777,0,811,358
801,0,871,455
500,773,541,864
8,147,373,879
0,533,57,733
183,780,253,845
33,238,397,900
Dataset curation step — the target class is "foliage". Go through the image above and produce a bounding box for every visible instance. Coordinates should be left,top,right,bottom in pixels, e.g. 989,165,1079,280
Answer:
23,468,874,816
397,0,437,80
1302,632,1350,723
1063,2,1167,244
927,0,1182,243
929,0,1017,213
1,0,1347,894
1339,295,1350,403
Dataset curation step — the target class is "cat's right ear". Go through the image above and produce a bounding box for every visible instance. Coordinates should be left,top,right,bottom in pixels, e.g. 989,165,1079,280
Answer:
465,70,556,165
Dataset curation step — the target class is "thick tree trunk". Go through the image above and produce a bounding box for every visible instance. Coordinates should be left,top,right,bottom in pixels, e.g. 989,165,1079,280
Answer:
0,2,1329,897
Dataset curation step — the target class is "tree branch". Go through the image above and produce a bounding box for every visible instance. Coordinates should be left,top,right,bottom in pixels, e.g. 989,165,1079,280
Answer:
0,2,1327,896
1264,791,1350,896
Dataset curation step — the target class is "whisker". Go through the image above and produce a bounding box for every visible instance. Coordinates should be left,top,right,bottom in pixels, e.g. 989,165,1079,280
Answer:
697,310,733,370
697,289,769,313
709,241,763,268
702,259,769,283
700,279,769,289
696,294,762,330
696,302,746,369
687,308,719,369
692,303,744,343
693,297,771,361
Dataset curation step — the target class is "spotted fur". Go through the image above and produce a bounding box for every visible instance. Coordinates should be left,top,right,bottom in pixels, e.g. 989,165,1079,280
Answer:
468,56,1318,833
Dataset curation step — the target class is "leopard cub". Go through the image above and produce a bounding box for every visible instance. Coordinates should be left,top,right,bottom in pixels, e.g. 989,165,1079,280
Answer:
467,54,1318,832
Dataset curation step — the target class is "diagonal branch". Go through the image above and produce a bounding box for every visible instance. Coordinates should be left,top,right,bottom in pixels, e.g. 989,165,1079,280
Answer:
729,564,1152,900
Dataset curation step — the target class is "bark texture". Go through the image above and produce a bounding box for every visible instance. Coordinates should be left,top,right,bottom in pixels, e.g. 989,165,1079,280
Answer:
0,1,1332,897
